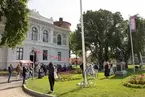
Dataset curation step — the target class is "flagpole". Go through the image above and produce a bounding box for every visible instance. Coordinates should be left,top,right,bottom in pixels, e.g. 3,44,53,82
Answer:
129,16,135,73
80,0,87,87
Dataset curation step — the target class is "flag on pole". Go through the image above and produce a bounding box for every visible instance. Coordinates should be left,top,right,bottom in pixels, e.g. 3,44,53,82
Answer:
130,16,136,32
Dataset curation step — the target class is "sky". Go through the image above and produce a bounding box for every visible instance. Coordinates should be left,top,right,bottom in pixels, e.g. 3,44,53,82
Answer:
28,0,145,31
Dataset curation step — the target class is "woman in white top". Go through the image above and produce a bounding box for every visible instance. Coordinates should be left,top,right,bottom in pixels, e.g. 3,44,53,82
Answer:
110,64,114,75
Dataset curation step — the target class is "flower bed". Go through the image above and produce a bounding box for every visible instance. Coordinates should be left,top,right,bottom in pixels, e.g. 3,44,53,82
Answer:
56,72,81,82
123,74,145,88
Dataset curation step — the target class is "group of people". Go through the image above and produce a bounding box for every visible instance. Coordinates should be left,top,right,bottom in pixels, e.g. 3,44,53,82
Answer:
8,63,32,84
104,61,115,78
79,61,115,79
80,63,99,79
7,62,57,93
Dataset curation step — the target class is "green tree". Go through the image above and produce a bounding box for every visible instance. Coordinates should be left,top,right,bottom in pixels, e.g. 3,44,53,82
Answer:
69,31,82,65
0,0,29,48
132,15,145,64
75,9,125,69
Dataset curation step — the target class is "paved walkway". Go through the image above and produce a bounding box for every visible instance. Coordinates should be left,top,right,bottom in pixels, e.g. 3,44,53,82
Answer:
0,87,32,97
0,76,32,97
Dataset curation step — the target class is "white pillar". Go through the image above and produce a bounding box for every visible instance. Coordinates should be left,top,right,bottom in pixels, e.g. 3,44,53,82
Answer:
50,28,54,43
39,25,42,42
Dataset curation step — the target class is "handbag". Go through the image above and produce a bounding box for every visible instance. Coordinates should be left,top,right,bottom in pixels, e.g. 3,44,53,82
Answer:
54,72,58,79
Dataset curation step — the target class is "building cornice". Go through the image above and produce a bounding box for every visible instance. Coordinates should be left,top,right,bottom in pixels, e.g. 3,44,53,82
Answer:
24,40,69,50
54,25,70,32
30,17,54,28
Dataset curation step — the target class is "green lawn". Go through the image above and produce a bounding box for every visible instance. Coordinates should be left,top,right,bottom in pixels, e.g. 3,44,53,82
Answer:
26,67,145,97
0,70,17,76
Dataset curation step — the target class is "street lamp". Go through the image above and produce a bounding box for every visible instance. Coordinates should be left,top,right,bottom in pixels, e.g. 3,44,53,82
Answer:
80,0,87,87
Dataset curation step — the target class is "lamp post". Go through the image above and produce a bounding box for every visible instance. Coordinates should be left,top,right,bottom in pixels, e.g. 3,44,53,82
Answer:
80,0,87,87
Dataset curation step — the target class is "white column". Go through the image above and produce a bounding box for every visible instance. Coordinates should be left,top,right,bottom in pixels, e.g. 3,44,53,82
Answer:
39,25,42,42
50,28,54,43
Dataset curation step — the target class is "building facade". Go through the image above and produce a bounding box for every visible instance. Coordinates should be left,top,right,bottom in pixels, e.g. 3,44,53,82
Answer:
0,10,71,69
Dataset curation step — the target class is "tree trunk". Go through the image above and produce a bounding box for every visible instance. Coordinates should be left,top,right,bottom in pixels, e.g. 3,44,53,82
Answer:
137,53,141,64
75,53,78,67
98,45,104,71
125,59,128,69
104,43,109,61
69,50,71,58
139,52,143,64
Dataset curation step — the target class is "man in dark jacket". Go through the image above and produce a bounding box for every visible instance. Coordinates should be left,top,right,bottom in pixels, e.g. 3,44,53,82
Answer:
23,66,27,84
80,63,84,78
8,64,13,83
48,62,55,93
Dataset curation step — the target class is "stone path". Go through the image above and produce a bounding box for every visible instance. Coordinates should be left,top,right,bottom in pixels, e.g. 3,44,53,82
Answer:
0,76,32,97
0,87,32,97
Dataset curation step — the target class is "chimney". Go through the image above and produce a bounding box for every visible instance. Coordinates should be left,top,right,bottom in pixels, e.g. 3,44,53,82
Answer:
59,18,63,21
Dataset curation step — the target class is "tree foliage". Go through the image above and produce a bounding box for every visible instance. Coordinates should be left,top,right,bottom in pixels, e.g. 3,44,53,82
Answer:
69,31,82,57
69,9,145,69
73,9,127,69
0,0,29,48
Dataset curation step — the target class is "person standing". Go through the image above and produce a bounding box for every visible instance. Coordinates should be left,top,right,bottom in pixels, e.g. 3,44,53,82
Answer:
28,66,33,78
80,63,84,78
16,64,21,79
48,62,55,93
93,63,99,78
8,64,13,83
109,64,114,75
104,62,110,78
22,66,27,84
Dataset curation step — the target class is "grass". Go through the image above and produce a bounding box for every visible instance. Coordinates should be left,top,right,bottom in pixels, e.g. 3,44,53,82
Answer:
26,66,145,97
0,70,17,76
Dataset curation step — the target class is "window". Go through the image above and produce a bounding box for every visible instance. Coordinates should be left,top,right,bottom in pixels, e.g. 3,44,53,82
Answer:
63,34,67,45
58,52,61,61
31,27,38,40
16,47,23,60
43,30,48,42
43,50,48,60
57,34,61,45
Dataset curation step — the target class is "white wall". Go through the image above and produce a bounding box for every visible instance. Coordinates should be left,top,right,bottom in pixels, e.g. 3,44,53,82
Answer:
0,13,70,69
0,48,8,69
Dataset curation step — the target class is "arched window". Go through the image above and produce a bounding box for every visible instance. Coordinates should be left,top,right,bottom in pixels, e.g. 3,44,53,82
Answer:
31,27,38,40
43,30,48,42
57,34,61,45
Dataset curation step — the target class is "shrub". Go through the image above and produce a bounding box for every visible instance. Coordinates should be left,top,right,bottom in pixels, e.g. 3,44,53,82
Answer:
56,73,81,82
128,75,145,85
71,68,82,74
123,74,145,88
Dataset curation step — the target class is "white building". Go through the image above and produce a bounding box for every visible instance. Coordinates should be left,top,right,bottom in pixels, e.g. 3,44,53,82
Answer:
0,10,71,69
